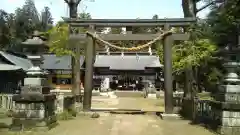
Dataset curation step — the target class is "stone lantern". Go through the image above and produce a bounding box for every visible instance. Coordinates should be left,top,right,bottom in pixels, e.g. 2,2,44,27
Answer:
12,31,57,130
211,44,240,135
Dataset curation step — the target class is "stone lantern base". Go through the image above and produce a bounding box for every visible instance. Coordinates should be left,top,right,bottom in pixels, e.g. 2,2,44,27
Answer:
11,94,57,131
211,84,240,135
211,102,240,135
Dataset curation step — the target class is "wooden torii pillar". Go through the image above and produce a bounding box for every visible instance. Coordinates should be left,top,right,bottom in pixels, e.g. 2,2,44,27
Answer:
64,18,196,113
83,25,96,110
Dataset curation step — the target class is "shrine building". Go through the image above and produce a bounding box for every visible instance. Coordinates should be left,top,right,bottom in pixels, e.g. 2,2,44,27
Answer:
41,52,163,91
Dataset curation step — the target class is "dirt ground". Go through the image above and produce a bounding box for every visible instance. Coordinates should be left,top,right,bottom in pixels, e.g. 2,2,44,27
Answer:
1,113,216,135
91,96,165,112
0,96,216,135
48,113,216,135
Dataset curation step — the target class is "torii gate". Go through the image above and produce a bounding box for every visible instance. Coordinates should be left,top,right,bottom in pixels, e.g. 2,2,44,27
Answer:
63,18,196,114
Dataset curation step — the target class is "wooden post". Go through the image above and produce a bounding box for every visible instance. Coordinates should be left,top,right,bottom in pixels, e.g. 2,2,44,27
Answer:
163,24,174,114
75,42,81,98
83,25,95,111
238,36,240,46
67,0,80,97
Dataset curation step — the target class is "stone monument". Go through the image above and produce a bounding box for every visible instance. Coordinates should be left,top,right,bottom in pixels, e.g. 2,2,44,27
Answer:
12,31,57,130
211,43,240,135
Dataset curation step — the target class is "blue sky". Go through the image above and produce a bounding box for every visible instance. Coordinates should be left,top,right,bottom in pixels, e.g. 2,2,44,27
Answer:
1,0,209,23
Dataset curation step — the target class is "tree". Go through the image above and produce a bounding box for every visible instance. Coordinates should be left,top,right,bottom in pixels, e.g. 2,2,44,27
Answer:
4,0,54,52
47,12,92,99
47,12,92,55
181,0,224,17
78,12,91,20
14,0,40,41
22,0,40,25
198,0,240,92
181,0,198,101
207,0,240,46
40,6,53,31
0,9,11,49
157,22,217,81
47,23,73,56
182,0,197,17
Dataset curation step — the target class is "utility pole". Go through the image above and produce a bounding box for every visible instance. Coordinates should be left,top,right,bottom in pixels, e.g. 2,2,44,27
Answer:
64,0,82,102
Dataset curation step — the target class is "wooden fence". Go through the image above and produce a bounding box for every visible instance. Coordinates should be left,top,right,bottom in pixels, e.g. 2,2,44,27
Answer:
174,96,213,125
194,99,213,124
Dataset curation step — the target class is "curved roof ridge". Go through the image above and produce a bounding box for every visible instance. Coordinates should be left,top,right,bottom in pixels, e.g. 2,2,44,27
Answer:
0,51,33,71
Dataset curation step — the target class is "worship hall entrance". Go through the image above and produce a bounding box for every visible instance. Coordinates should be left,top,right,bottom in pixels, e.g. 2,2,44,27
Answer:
111,74,144,91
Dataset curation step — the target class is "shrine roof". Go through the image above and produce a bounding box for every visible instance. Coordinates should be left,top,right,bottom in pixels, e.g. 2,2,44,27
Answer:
94,55,163,70
42,54,85,70
0,64,22,71
0,51,33,71
42,54,162,70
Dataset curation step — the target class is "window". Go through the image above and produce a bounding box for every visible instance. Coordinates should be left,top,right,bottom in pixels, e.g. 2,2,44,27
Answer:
52,77,57,83
231,55,237,61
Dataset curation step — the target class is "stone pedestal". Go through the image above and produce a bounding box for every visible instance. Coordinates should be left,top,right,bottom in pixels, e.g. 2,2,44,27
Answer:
214,109,240,135
12,92,57,130
11,95,57,130
211,83,240,135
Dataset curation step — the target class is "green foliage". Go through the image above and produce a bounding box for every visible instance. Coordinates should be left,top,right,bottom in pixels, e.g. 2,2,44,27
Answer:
47,12,92,56
47,23,75,56
0,0,54,51
14,0,40,40
57,110,74,121
157,37,217,74
198,0,240,89
207,0,240,45
57,107,77,121
40,6,54,31
91,112,100,118
0,10,12,49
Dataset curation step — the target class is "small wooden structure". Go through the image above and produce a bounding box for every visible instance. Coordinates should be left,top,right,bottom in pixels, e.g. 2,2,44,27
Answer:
63,18,196,113
0,51,33,94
